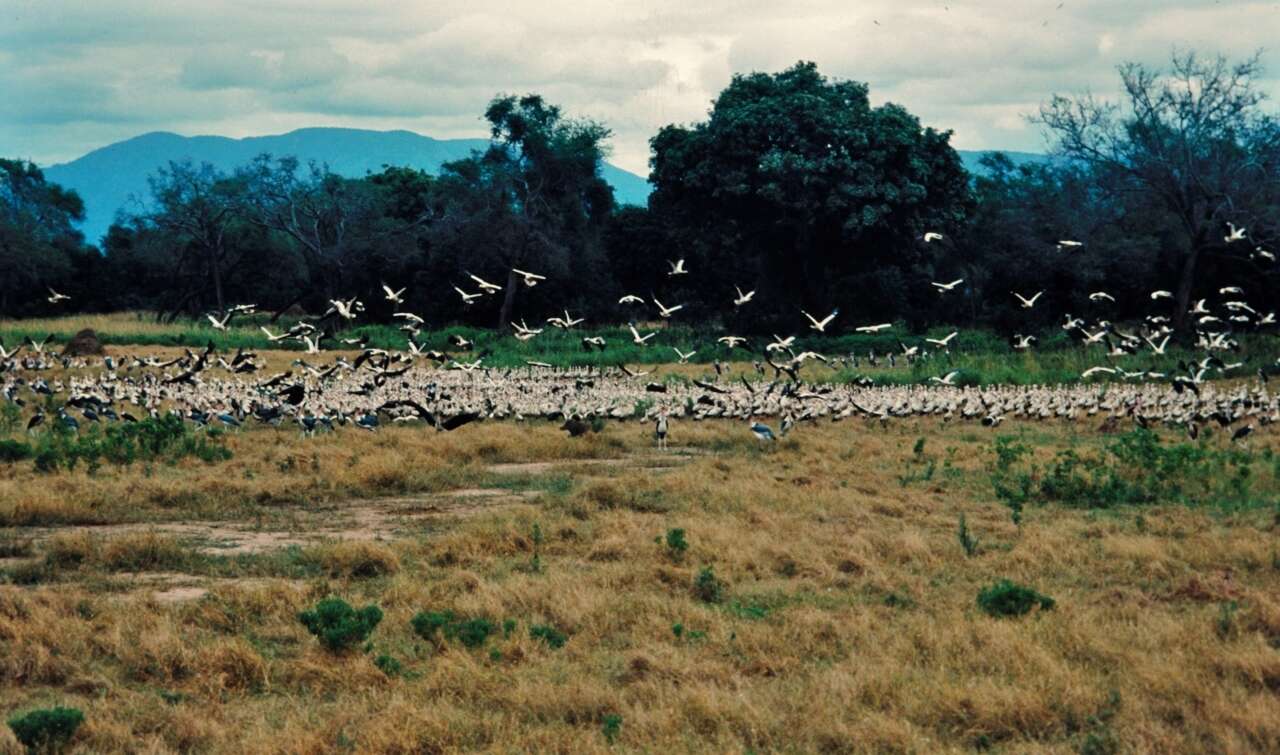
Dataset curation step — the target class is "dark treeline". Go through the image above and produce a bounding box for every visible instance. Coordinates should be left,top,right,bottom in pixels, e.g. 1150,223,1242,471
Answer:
3,54,1278,336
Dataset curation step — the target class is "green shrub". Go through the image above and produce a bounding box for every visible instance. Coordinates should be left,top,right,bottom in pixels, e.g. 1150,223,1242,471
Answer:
957,514,980,557
7,706,84,751
529,623,567,649
0,438,33,462
374,653,403,676
991,429,1269,512
411,610,495,648
664,528,688,560
298,597,383,653
601,713,623,744
977,580,1055,618
693,566,725,604
30,414,231,473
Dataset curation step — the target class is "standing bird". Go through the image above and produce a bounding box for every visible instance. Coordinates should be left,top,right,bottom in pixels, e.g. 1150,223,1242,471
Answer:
654,413,669,450
749,418,776,442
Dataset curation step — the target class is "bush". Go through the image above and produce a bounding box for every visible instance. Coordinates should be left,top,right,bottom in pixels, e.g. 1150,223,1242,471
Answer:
7,706,84,751
374,653,403,676
0,438,33,462
991,429,1268,512
693,566,725,604
664,528,688,560
530,623,568,649
298,597,383,653
30,414,231,473
601,713,623,744
411,610,496,648
977,579,1055,617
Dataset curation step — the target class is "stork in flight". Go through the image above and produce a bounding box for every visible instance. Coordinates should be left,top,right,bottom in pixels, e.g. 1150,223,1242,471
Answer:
511,268,546,287
855,323,892,333
1013,291,1043,309
454,286,481,305
206,311,233,331
629,323,656,345
1225,222,1247,244
667,258,688,276
46,288,70,304
931,279,963,293
766,334,796,352
718,335,747,348
653,298,684,319
468,273,502,294
802,308,839,332
1056,240,1083,251
673,347,696,364
923,232,944,243
925,331,958,348
618,294,644,305
733,286,755,307
382,283,406,305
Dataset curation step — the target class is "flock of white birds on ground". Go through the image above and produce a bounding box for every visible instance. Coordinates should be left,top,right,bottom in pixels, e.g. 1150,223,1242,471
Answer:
4,224,1276,445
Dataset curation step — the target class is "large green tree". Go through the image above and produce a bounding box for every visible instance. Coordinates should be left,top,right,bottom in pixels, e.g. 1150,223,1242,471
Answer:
0,159,86,314
433,94,615,327
1038,51,1280,330
649,61,972,330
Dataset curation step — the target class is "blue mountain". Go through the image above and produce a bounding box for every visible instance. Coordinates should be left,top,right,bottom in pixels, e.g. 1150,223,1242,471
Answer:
42,127,654,246
40,126,1047,247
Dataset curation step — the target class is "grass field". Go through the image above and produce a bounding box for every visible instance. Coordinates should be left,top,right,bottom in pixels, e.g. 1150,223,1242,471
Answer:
2,376,1279,752
5,311,1279,385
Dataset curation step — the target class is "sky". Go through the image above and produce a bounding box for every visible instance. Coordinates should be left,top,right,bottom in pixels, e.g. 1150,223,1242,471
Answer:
2,0,1278,175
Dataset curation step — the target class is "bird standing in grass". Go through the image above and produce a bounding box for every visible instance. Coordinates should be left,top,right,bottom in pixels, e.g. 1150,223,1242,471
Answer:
749,418,776,442
655,413,669,449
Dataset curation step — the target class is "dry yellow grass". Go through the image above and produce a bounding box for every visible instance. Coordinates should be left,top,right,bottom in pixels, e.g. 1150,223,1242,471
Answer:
2,413,1279,752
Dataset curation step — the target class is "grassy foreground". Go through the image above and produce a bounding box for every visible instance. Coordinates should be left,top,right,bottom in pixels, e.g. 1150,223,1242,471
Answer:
2,413,1279,752
6,311,1280,384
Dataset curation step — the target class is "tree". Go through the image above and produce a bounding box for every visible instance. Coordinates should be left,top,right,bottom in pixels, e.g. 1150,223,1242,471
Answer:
141,160,241,316
1038,51,1280,330
435,94,615,327
0,159,86,314
649,61,973,330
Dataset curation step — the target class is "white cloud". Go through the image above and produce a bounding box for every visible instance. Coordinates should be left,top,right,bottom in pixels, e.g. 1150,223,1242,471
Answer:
2,0,1276,173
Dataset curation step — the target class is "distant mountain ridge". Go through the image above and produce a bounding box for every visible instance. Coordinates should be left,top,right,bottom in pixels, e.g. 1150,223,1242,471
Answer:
40,127,1047,246
42,127,654,245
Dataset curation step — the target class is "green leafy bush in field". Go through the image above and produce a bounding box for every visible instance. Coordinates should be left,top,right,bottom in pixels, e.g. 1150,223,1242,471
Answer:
31,414,231,473
411,610,496,649
374,653,403,677
977,580,1055,617
529,623,568,649
7,706,84,751
0,438,32,462
298,597,383,652
693,566,725,604
664,528,688,560
990,429,1269,511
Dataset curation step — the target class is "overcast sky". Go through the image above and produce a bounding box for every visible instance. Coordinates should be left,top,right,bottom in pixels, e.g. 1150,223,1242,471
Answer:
3,0,1277,174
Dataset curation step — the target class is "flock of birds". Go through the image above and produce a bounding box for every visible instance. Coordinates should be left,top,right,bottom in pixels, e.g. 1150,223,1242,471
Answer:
6,224,1277,446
